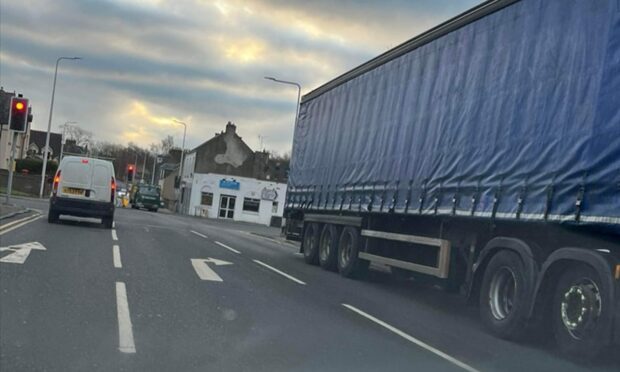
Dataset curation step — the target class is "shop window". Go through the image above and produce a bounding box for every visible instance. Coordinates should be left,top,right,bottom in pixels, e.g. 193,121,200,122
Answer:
243,197,260,213
201,192,213,206
272,201,278,214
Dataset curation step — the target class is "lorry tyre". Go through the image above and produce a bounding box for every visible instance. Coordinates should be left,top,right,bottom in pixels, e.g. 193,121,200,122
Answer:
479,250,530,340
48,208,59,224
551,264,610,360
302,223,320,265
337,226,369,278
319,224,339,271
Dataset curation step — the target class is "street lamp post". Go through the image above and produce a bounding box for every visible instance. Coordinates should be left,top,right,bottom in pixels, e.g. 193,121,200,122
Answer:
264,76,301,136
173,119,187,213
151,152,157,185
39,56,82,198
59,121,77,160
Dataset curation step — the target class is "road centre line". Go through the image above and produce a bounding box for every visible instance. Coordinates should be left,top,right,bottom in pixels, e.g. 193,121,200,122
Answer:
116,282,136,353
215,241,241,254
112,229,118,241
0,215,42,235
252,259,306,285
190,230,208,239
113,245,122,268
341,304,479,372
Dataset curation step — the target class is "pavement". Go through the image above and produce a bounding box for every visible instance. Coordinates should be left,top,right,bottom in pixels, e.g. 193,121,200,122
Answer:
1,197,618,371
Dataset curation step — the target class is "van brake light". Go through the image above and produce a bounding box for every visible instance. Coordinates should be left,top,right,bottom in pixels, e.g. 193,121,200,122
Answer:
52,170,61,196
111,177,116,203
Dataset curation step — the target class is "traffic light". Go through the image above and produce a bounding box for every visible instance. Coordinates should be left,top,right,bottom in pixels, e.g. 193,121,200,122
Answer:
8,97,29,133
127,164,135,182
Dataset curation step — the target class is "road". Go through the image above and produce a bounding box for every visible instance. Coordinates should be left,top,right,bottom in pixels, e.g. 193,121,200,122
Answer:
1,197,618,372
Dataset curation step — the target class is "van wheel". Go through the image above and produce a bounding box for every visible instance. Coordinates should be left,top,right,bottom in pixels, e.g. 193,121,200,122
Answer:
337,226,369,278
48,209,59,224
479,250,530,340
319,224,340,271
302,223,320,265
103,217,113,229
552,264,611,360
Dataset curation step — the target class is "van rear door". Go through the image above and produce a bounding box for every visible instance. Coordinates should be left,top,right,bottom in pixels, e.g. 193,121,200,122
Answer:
58,158,93,199
91,162,113,203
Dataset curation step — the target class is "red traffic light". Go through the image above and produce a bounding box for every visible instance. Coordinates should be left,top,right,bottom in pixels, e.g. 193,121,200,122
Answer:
9,97,29,133
128,165,134,171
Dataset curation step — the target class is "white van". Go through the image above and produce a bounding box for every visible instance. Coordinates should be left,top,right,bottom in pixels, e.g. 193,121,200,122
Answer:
48,156,116,228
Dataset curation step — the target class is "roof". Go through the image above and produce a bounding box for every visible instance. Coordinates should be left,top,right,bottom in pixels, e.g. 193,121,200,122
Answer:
301,0,519,103
29,129,62,156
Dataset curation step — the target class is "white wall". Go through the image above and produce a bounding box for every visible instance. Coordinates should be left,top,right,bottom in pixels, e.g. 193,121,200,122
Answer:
188,172,287,226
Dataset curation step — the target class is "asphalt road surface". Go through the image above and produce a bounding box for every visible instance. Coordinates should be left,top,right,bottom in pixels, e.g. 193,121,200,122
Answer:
1,198,618,372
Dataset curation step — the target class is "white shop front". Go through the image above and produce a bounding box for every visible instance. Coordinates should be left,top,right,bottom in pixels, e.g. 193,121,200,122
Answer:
188,173,287,226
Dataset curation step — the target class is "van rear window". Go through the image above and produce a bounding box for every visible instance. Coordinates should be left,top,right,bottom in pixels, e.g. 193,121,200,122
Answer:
93,164,110,187
63,162,91,184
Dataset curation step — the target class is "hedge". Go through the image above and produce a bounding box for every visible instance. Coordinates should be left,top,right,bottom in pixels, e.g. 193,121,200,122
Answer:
15,158,58,175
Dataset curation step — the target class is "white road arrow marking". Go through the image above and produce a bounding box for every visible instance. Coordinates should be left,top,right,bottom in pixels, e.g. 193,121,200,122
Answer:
0,242,47,264
191,258,233,281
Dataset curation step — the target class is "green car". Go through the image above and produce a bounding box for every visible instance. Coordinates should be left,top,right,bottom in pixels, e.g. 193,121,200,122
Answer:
131,185,161,212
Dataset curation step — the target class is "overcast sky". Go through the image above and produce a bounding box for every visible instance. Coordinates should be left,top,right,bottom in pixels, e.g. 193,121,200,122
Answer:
0,0,481,153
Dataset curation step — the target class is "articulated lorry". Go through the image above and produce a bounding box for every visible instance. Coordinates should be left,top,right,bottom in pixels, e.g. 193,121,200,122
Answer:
283,0,620,359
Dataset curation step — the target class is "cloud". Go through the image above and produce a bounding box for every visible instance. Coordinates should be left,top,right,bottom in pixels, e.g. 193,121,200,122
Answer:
0,0,482,152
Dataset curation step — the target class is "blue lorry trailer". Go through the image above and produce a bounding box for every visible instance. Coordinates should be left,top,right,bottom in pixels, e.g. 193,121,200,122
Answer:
284,0,620,359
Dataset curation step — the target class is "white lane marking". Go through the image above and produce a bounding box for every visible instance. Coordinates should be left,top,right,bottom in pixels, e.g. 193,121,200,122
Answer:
113,221,116,228
0,215,42,235
113,245,122,268
252,259,306,285
342,304,480,372
191,258,233,281
116,282,136,353
112,229,118,241
0,242,47,264
190,230,208,239
214,241,241,254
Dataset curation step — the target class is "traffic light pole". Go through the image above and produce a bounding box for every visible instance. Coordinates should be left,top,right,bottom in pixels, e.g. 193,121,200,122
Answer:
5,132,18,204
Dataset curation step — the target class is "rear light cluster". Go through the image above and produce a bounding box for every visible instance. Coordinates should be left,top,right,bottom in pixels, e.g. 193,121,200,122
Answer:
111,177,116,203
52,170,61,196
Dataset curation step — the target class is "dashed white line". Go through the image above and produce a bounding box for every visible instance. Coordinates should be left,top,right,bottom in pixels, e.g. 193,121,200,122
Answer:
113,245,122,268
190,230,208,239
252,259,306,285
112,229,118,241
215,241,241,254
113,221,116,228
116,282,136,353
342,304,479,372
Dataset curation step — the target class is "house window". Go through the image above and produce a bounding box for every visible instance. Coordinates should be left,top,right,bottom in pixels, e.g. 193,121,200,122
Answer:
242,197,260,213
272,201,278,214
201,192,213,206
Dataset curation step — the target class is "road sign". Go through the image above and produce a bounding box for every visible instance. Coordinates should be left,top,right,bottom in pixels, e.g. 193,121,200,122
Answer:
191,257,233,281
0,242,46,264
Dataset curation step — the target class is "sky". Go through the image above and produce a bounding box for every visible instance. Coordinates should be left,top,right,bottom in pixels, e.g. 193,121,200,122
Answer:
0,0,481,153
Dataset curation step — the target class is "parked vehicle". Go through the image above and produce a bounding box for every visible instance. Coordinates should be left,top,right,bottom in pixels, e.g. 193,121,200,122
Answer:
283,0,620,359
48,156,116,228
131,184,161,212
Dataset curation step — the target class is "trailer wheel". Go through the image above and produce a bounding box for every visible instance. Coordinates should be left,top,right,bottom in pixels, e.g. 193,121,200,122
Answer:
302,223,320,265
552,264,610,359
337,226,369,278
479,250,530,340
319,224,340,271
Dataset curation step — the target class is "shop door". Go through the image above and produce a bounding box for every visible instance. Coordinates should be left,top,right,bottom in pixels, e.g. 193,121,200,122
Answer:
219,195,236,219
